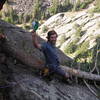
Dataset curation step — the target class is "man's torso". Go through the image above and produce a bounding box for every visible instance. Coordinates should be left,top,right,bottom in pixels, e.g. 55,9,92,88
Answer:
41,42,59,67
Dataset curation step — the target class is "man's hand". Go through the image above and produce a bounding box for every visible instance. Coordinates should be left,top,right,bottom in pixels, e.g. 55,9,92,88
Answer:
31,30,36,37
31,30,37,40
31,30,41,49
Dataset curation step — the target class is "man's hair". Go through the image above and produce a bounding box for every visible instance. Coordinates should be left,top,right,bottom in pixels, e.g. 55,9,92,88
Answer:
46,30,58,40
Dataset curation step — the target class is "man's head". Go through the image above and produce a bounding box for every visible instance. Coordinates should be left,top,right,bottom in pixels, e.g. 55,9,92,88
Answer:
47,30,58,45
0,0,6,10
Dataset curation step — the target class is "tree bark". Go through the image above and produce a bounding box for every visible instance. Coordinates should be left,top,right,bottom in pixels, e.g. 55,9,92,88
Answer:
61,66,100,81
0,20,100,81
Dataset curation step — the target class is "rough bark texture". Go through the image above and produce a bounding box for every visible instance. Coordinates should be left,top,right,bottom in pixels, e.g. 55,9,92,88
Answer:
0,20,100,100
0,58,99,100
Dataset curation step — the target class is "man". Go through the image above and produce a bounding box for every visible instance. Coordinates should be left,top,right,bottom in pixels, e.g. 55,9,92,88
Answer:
32,29,70,79
0,0,6,10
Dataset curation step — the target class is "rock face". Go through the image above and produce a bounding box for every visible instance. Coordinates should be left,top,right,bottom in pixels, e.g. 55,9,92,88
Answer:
0,20,99,100
8,0,88,15
0,55,99,100
38,10,100,58
8,0,51,14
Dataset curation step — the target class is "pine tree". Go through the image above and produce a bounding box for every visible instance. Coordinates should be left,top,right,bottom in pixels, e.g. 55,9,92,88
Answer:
49,0,59,15
32,0,42,20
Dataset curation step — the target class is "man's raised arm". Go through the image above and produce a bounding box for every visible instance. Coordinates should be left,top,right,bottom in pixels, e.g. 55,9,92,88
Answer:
31,30,41,49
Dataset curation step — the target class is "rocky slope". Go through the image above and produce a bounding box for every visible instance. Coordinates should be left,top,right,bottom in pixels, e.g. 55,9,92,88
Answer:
0,59,99,100
38,9,100,59
0,19,99,100
8,0,88,15
8,0,51,14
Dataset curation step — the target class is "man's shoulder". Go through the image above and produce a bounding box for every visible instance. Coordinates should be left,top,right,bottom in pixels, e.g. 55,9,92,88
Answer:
41,42,52,51
41,42,48,47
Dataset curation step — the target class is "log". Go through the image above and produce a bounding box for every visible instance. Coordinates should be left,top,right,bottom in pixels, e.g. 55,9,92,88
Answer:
61,66,100,81
0,20,100,81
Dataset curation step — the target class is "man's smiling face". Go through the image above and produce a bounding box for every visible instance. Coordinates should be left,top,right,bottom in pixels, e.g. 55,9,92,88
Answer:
49,34,57,45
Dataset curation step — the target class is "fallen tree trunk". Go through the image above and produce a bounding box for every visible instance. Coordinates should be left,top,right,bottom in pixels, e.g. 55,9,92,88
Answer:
61,66,100,81
0,20,100,81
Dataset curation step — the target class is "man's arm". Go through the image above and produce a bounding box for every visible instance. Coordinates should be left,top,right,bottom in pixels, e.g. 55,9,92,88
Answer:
31,30,41,49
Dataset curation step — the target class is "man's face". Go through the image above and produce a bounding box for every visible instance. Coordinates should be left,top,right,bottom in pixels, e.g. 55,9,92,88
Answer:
49,34,57,45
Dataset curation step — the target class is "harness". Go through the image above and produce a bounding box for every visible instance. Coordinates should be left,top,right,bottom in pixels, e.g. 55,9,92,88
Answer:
40,65,54,77
40,66,50,76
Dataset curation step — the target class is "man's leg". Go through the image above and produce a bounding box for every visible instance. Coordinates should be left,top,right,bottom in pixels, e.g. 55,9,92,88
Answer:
49,65,69,78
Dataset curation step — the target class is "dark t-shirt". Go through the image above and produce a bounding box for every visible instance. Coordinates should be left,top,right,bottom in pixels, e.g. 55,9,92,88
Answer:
41,42,65,76
41,42,59,67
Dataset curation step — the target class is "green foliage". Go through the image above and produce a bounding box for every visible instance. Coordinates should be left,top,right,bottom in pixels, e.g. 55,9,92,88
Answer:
64,40,78,54
92,38,100,69
65,31,100,72
92,0,100,13
73,0,81,11
74,40,89,58
73,0,94,11
42,25,48,33
23,24,30,30
73,48,94,72
63,24,85,57
32,0,42,20
59,0,73,12
58,34,66,46
48,0,60,15
0,0,94,22
93,7,100,13
48,0,73,16
73,23,83,38
18,14,23,24
3,17,13,23
91,0,100,13
1,4,19,24
94,0,100,12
